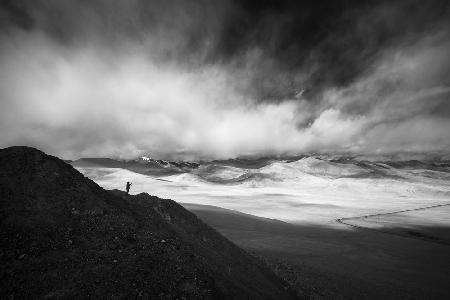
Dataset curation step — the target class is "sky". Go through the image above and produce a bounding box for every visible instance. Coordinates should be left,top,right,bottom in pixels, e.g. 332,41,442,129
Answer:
0,0,449,160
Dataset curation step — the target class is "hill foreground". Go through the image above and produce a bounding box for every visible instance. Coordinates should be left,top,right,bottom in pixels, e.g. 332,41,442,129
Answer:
0,146,296,299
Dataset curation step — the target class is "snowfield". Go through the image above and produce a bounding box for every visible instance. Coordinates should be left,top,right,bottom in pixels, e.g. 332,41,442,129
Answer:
75,157,450,227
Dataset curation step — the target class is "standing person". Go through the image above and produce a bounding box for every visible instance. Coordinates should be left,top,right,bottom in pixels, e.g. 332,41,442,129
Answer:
126,181,132,195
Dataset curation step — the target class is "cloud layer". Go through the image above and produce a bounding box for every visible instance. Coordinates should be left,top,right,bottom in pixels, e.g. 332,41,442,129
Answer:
0,0,449,159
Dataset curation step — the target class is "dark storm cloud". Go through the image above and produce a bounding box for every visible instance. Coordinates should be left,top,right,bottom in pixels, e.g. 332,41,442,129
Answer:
3,0,448,96
0,0,449,159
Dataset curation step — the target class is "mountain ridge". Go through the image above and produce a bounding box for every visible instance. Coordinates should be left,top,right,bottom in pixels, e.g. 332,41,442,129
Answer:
0,146,297,299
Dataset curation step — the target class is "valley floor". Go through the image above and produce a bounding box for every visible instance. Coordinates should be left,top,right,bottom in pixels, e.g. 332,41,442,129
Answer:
184,203,450,299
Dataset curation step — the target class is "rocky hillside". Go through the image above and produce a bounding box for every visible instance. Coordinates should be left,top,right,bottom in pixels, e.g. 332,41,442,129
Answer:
0,146,296,299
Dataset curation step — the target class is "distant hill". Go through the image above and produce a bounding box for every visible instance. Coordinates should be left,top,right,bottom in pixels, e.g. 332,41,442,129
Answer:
71,157,198,176
0,146,296,299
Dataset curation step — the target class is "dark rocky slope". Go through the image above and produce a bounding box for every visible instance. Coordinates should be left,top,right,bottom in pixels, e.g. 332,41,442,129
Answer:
0,146,296,299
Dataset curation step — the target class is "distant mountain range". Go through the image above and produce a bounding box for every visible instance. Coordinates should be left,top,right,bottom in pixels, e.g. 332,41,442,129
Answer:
70,154,450,184
71,157,200,176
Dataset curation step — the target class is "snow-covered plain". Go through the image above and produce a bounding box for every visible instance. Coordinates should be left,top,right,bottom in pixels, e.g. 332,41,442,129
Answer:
76,157,450,226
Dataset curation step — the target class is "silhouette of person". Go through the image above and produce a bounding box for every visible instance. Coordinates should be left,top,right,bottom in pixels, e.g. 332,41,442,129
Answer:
126,181,132,195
